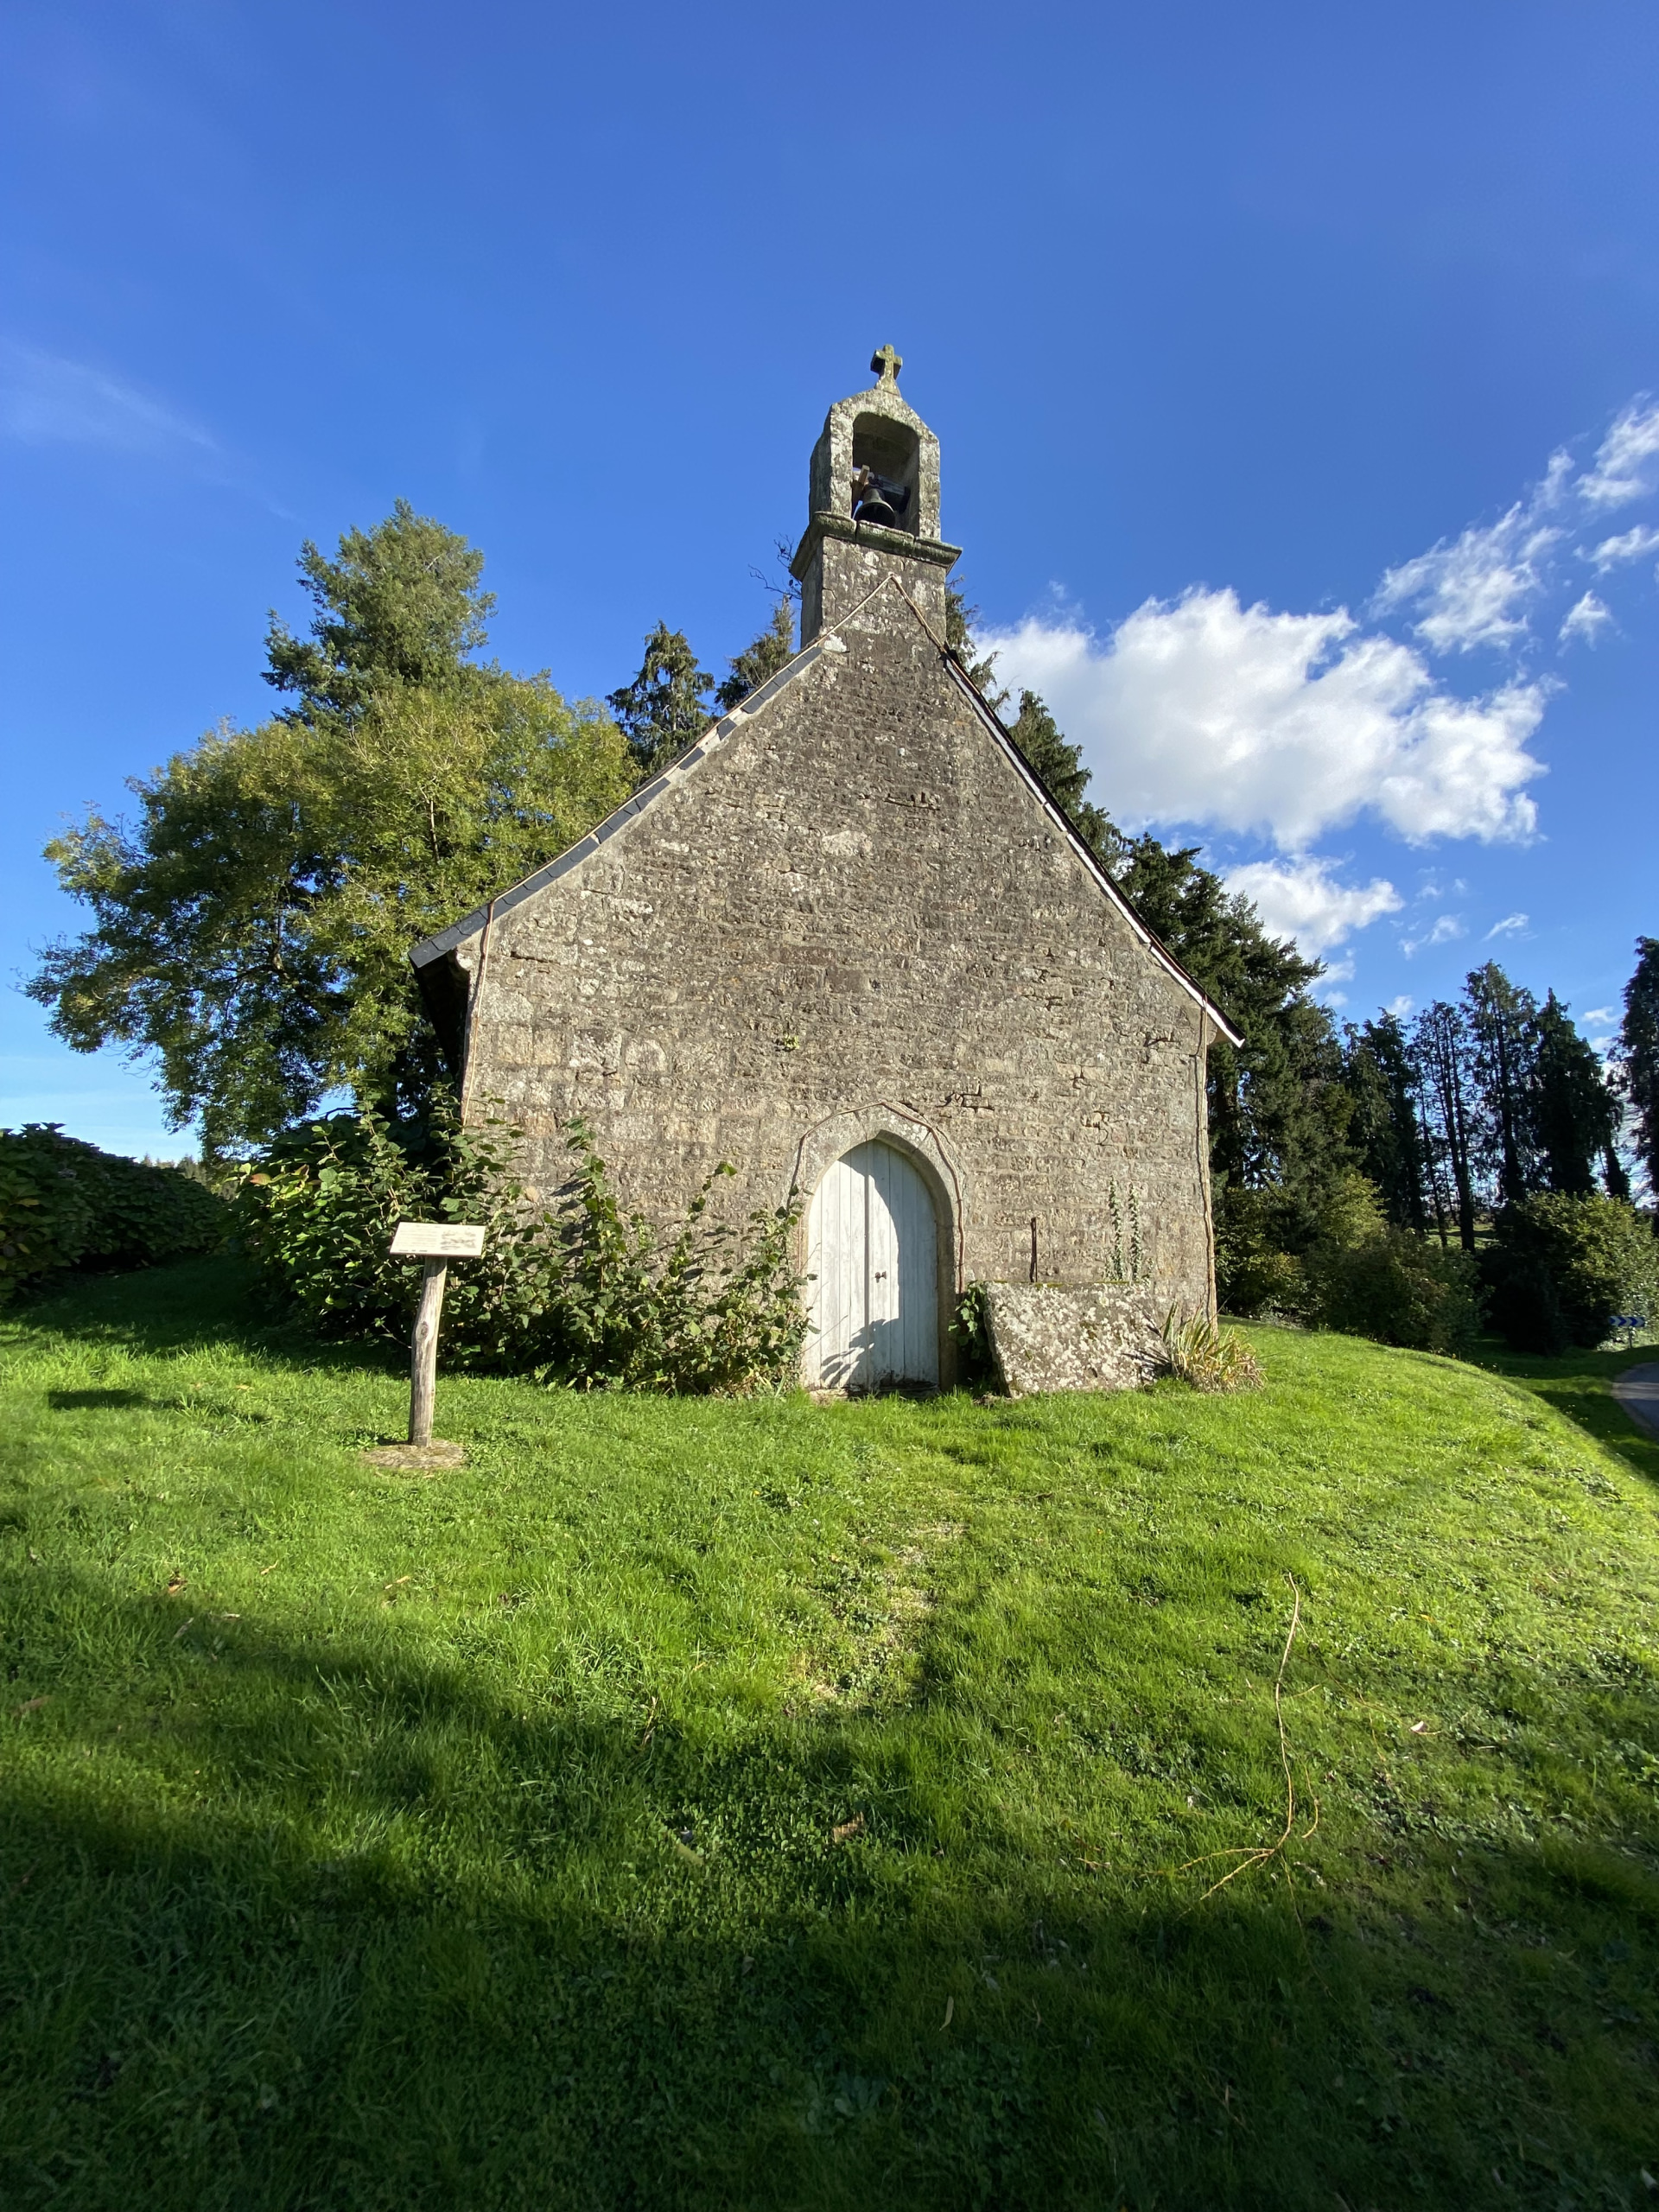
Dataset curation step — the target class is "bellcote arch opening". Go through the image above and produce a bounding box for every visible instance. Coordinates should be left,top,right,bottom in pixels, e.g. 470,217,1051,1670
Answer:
849,413,919,532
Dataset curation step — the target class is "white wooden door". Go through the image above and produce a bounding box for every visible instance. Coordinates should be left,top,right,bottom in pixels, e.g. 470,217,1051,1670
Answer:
805,1141,938,1389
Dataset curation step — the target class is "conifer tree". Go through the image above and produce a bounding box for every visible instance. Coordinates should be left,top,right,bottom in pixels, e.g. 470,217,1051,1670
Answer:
1618,936,1659,1193
944,584,1007,704
1464,963,1541,1206
1005,690,1125,869
264,499,495,722
1343,1014,1429,1233
1413,1002,1481,1250
606,624,715,775
1532,991,1621,1196
715,603,794,711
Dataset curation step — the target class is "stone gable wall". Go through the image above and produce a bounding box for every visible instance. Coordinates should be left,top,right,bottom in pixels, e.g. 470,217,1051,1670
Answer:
456,572,1217,1360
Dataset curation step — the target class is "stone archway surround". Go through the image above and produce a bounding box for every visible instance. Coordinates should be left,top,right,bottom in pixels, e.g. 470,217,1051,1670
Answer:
789,1104,965,1389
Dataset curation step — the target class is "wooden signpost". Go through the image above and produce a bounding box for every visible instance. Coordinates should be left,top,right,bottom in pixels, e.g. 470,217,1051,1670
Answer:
364,1221,486,1467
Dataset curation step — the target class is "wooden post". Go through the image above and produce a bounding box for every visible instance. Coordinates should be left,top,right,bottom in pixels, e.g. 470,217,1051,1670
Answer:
409,1257,448,1446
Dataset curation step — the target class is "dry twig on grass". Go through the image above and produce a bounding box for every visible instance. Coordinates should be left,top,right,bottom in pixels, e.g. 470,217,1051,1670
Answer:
1158,1576,1321,1904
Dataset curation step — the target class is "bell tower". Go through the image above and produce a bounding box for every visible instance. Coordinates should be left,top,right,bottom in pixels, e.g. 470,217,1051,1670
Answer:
791,347,962,643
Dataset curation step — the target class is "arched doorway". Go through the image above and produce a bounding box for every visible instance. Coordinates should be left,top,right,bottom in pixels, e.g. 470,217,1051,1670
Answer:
805,1139,939,1389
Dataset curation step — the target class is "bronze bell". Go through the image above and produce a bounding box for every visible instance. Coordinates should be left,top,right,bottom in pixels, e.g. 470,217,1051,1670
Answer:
855,491,899,527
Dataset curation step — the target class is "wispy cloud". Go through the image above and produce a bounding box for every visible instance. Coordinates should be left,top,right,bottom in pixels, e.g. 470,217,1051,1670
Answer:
1559,591,1612,646
1402,914,1466,956
0,342,216,458
1586,523,1659,570
1578,397,1659,510
1484,912,1529,940
1373,506,1560,654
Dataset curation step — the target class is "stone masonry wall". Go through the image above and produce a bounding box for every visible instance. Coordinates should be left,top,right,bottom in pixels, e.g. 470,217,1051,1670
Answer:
454,560,1218,1346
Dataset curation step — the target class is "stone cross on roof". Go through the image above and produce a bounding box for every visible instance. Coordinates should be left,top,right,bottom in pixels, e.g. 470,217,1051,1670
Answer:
870,344,902,387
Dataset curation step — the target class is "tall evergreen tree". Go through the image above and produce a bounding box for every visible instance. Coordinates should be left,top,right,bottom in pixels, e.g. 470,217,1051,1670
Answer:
1618,935,1659,1194
264,499,495,722
1532,991,1621,1196
1343,1014,1429,1233
1464,962,1541,1206
1413,1001,1481,1250
715,602,794,711
1112,837,1352,1232
944,583,1007,703
605,624,715,775
1004,690,1125,869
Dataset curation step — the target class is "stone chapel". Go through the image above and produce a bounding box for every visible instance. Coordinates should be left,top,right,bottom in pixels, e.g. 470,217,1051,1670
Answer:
412,351,1239,1392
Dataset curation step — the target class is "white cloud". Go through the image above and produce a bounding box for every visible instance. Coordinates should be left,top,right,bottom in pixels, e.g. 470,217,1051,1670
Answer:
1402,913,1466,956
1373,506,1559,653
1484,912,1529,940
1578,397,1659,509
0,343,215,456
1559,590,1613,646
1387,995,1414,1019
1224,856,1402,958
1586,524,1659,570
1583,1006,1618,1026
985,590,1545,852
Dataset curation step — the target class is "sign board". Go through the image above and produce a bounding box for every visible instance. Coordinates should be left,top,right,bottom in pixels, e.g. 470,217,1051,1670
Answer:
390,1221,486,1258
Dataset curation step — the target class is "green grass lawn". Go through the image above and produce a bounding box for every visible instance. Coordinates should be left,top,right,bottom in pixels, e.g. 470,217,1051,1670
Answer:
3,1261,1656,2211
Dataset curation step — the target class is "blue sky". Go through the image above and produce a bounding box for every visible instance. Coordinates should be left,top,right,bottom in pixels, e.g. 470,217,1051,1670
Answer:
3,0,1656,1156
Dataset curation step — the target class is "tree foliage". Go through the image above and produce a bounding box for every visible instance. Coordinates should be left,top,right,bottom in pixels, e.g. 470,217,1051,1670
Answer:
1343,1014,1429,1236
30,510,632,1159
1618,935,1659,1193
0,1125,226,1301
264,499,496,721
1484,1192,1657,1353
715,603,794,712
606,623,715,774
1004,690,1125,868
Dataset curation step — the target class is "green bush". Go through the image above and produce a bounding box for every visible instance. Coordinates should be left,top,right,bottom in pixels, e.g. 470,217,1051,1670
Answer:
1221,1171,1480,1355
235,1103,557,1367
1484,1192,1658,1353
0,1124,227,1302
237,1098,808,1393
1308,1229,1482,1355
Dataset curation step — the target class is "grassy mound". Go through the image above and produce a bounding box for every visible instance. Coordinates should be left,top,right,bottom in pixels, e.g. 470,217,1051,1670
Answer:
2,1259,1656,2210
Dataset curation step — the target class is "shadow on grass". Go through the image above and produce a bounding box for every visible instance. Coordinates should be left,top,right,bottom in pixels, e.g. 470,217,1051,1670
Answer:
7,1255,404,1376
2,1557,1655,2212
43,1388,149,1412
1470,1336,1659,1488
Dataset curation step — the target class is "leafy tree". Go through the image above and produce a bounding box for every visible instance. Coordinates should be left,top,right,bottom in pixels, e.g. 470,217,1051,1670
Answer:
30,512,632,1160
1618,935,1659,1193
1532,991,1621,1196
606,623,715,775
715,603,794,712
1485,1192,1658,1352
1343,1014,1429,1235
